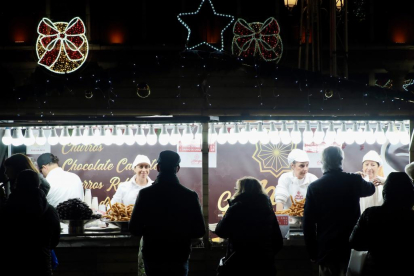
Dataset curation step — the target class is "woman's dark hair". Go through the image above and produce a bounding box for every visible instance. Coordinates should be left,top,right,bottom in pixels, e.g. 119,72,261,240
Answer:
233,176,266,198
15,169,40,190
383,172,414,209
4,154,39,176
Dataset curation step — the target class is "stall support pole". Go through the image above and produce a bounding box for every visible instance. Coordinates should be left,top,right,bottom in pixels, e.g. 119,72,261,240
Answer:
201,122,210,249
410,120,414,163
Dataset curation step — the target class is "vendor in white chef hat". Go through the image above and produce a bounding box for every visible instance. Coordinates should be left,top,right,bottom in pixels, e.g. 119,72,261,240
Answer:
275,149,318,211
357,150,386,213
111,154,153,206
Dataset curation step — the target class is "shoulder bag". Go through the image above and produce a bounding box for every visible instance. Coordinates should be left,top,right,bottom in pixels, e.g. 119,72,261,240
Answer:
347,249,368,276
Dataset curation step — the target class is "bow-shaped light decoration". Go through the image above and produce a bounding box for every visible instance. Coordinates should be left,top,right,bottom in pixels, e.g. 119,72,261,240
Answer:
232,17,283,63
36,17,89,74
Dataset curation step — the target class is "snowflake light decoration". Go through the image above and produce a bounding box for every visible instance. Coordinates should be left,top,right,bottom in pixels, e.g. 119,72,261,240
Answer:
232,17,283,62
177,0,234,51
36,17,89,74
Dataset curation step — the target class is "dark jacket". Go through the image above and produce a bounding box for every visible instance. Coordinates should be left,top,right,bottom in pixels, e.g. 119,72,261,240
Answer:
350,205,414,275
39,173,51,196
303,169,375,264
129,172,206,262
215,193,283,275
0,188,60,276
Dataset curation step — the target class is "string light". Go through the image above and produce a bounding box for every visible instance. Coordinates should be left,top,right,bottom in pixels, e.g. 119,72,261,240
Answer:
324,122,336,145
135,126,147,146
48,127,59,145
374,122,386,144
146,125,157,146
280,121,291,145
364,122,376,145
269,122,280,144
170,124,182,145
59,126,71,145
11,128,24,146
159,125,171,146
23,128,35,146
2,129,12,145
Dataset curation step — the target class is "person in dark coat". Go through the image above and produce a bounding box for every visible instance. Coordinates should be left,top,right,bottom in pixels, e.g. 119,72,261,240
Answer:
303,146,375,276
349,172,414,275
0,169,60,276
215,176,283,276
4,153,50,196
129,150,206,276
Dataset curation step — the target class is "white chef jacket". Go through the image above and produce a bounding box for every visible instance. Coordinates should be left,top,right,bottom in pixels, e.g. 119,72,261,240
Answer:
111,175,153,206
275,171,318,209
46,167,85,208
360,176,385,213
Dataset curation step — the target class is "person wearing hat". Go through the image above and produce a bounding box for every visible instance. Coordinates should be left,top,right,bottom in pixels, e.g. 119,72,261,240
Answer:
356,150,386,213
111,154,153,206
37,153,84,208
129,150,205,276
275,149,318,211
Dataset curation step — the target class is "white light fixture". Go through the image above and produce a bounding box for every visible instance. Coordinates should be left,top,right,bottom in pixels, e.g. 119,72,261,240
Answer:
23,127,35,146
364,122,376,145
82,126,94,145
48,127,59,145
291,122,301,144
2,129,12,145
344,123,356,144
228,124,239,145
146,125,157,146
208,123,217,144
386,122,400,145
258,122,270,144
313,122,324,144
181,124,194,145
59,126,71,145
399,122,410,145
269,122,280,144
374,122,386,144
324,122,336,145
284,0,297,9
12,128,24,146
217,124,229,145
135,126,147,146
113,126,125,146
124,126,135,146
170,124,182,145
159,125,170,146
103,126,113,146
238,123,249,144
94,126,104,145
303,122,313,144
280,121,292,145
335,122,346,145
71,127,82,145
355,123,366,145
248,124,260,145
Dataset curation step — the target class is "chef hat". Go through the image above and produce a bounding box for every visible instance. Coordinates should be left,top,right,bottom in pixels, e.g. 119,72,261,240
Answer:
132,154,151,168
287,149,310,165
362,150,382,166
405,162,414,180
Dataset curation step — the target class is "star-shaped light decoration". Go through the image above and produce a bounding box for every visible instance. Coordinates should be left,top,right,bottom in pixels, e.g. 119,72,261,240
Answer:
177,0,234,51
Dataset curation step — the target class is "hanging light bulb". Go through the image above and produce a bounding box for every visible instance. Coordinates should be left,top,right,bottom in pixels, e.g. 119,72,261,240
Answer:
399,122,410,145
355,123,366,145
135,125,147,146
208,123,217,144
313,122,324,144
23,127,35,146
82,126,94,145
35,127,46,146
291,122,301,144
170,124,182,145
324,122,336,145
71,127,82,145
11,128,24,146
280,121,292,145
146,125,157,146
248,124,260,144
217,124,229,145
303,122,313,144
159,125,170,146
93,126,103,145
194,124,202,146
124,126,135,146
181,124,194,146
227,124,238,145
364,122,376,145
48,127,59,146
386,122,399,145
375,122,386,144
113,126,125,146
335,122,346,145
257,122,269,144
344,123,356,144
59,126,71,145
269,123,280,144
2,128,12,145
238,123,249,144
103,126,113,146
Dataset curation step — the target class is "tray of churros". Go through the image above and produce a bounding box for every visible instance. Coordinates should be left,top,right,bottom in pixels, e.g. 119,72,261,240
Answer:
275,196,306,228
101,202,134,232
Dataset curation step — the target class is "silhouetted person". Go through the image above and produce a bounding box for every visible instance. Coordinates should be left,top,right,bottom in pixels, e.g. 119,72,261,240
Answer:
405,162,414,181
215,176,283,276
0,170,60,276
129,150,205,276
303,146,375,276
350,172,414,275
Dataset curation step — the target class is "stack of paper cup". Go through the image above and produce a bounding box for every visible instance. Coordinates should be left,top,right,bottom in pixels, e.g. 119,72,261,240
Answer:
84,189,92,208
91,197,99,212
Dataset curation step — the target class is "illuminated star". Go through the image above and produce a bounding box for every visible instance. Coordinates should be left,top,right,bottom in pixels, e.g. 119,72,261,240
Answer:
177,0,234,51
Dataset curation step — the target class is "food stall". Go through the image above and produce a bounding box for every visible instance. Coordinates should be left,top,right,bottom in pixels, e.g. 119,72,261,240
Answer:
0,119,412,275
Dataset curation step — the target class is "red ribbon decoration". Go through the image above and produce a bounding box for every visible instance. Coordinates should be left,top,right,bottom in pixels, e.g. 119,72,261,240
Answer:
232,17,283,62
37,17,86,67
